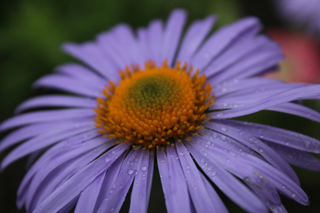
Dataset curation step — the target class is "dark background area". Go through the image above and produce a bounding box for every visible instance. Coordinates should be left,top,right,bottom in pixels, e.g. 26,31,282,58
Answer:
1,0,320,212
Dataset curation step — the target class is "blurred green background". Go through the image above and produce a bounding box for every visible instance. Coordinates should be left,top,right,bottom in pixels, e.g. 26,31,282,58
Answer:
1,0,320,212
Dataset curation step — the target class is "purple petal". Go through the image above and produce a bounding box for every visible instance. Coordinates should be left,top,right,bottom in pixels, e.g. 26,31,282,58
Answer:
212,83,302,110
176,142,224,213
57,196,79,213
15,95,97,113
25,144,111,211
62,42,118,80
146,20,163,66
55,63,108,85
203,34,281,78
157,147,192,213
189,135,281,205
200,175,228,213
267,102,320,123
161,9,187,66
74,172,106,213
207,43,283,84
96,148,145,213
32,143,129,213
242,155,309,205
221,120,320,153
136,28,150,64
184,140,268,213
34,74,102,97
265,141,320,171
24,137,113,210
129,149,153,213
1,120,96,169
0,121,75,152
17,130,99,199
209,85,320,119
25,149,43,169
0,109,95,132
191,17,262,71
93,152,127,212
213,78,283,98
205,121,300,184
176,15,216,63
111,24,146,66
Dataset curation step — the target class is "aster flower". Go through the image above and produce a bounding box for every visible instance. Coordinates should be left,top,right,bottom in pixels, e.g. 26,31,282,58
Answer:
276,0,320,36
1,9,320,213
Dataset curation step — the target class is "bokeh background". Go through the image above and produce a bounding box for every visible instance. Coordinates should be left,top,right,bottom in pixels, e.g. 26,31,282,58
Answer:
1,0,320,212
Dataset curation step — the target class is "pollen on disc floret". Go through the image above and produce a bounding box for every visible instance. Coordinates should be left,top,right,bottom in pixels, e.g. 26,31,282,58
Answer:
94,60,215,149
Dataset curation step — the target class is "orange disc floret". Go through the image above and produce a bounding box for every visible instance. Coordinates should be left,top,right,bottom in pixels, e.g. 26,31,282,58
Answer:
94,60,215,149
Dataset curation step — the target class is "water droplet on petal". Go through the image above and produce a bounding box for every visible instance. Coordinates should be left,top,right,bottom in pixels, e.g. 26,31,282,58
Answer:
141,166,147,172
216,112,224,117
221,127,227,132
180,152,185,156
105,156,110,162
128,169,134,175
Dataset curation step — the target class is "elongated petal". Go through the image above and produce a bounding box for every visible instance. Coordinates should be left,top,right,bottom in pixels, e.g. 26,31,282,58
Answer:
15,95,97,113
209,85,320,119
0,120,90,152
62,42,118,80
146,20,163,66
176,142,226,213
25,138,113,210
55,63,108,85
1,121,96,169
93,152,126,212
220,120,320,153
129,149,153,213
26,144,110,211
0,109,95,132
191,17,262,70
177,15,216,63
184,140,268,213
205,121,300,184
267,102,320,123
17,130,99,202
157,147,192,213
96,148,144,213
33,143,129,213
204,34,280,78
74,172,106,213
265,141,320,171
161,9,187,66
34,74,102,97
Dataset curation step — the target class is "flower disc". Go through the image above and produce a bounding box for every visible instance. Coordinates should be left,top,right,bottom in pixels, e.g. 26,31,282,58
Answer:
95,61,214,148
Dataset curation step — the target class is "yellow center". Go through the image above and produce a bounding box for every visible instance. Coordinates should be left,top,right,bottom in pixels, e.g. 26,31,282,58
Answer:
94,60,214,149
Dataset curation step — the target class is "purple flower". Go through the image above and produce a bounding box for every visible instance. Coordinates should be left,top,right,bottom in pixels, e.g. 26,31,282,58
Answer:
276,0,320,35
1,9,320,213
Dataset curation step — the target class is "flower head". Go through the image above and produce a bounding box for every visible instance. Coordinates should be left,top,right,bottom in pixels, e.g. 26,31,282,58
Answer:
1,9,320,213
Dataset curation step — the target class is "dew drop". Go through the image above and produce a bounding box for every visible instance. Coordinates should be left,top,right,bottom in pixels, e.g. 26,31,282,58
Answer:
220,135,226,140
221,127,227,132
216,112,224,117
180,152,185,156
141,166,147,172
160,159,165,163
128,170,134,175
105,156,110,162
